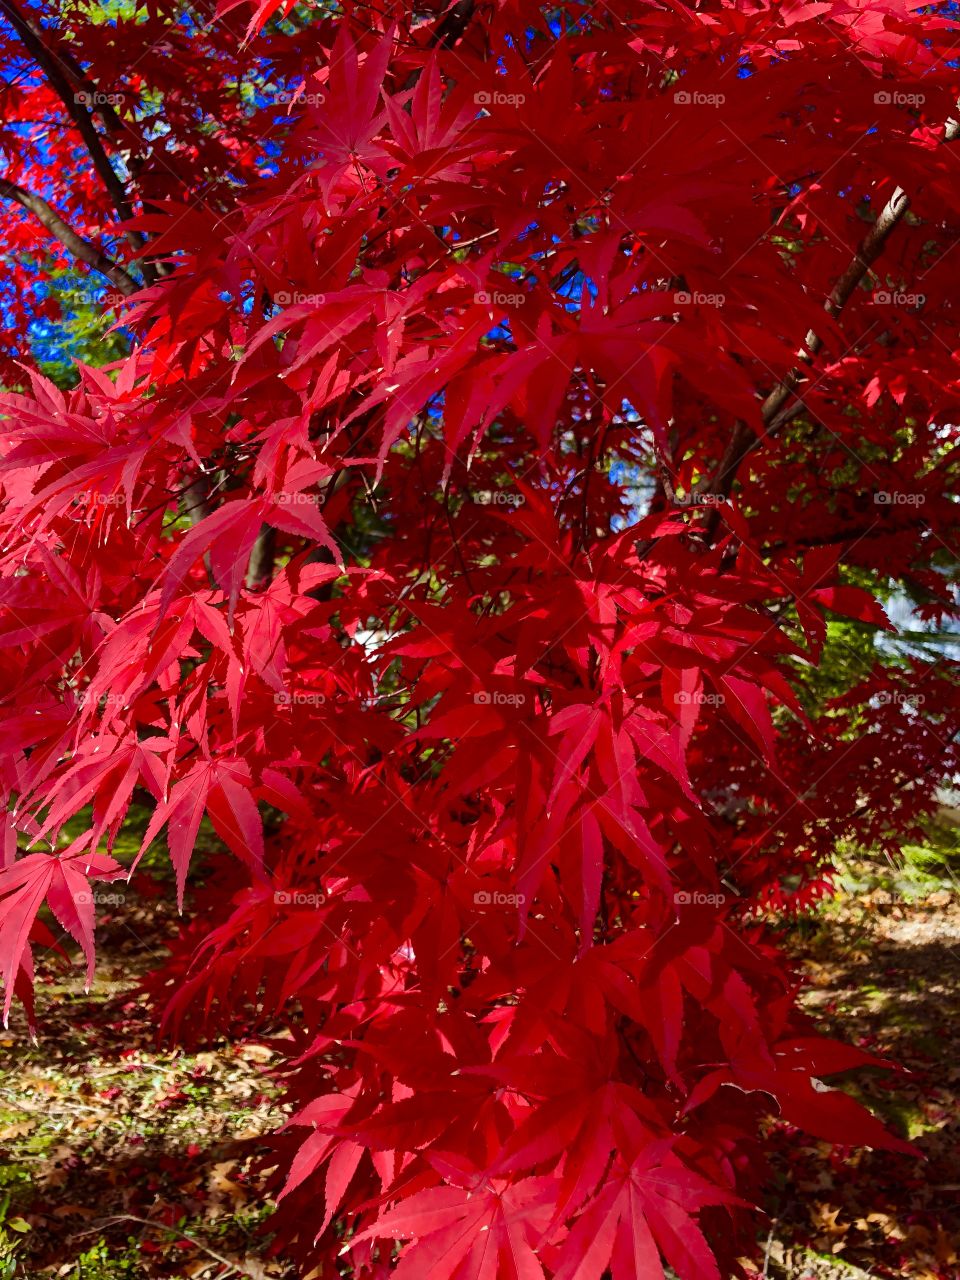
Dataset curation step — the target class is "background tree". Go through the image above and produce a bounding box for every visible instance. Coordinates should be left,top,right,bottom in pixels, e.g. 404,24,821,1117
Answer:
0,1,958,1277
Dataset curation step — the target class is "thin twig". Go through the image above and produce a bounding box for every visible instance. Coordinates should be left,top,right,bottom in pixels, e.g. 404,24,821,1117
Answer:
700,184,912,543
0,177,138,296
0,0,146,261
76,1213,241,1276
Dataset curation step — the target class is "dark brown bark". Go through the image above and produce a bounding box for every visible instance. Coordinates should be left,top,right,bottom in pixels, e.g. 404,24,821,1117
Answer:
699,185,912,544
0,178,138,296
0,0,150,273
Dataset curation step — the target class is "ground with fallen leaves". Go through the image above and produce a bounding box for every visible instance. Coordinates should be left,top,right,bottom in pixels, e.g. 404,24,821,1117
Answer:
0,876,292,1280
756,870,960,1280
0,850,956,1279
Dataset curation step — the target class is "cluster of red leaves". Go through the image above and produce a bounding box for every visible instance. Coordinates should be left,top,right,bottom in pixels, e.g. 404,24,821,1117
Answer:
0,0,317,367
1,1,959,1276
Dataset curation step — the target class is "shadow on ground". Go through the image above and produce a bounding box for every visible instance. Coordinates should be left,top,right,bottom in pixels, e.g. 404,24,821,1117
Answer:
0,890,292,1279
756,890,960,1279
1,872,957,1277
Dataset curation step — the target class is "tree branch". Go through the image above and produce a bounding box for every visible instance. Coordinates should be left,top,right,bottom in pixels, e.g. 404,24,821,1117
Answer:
0,177,139,296
402,0,477,89
696,93,959,542
435,0,476,49
28,28,130,141
700,185,912,544
246,525,276,589
0,0,148,269
79,1215,242,1276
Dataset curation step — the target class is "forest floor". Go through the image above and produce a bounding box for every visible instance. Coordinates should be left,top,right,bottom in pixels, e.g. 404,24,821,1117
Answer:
0,853,957,1279
756,870,960,1280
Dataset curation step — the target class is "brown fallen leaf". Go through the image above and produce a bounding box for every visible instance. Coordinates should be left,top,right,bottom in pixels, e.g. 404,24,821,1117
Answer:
208,1160,250,1211
810,1203,849,1238
0,1119,35,1139
236,1044,274,1063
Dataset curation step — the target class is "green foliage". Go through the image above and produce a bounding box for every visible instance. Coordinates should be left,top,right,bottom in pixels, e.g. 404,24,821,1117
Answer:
832,805,960,901
0,1192,30,1278
71,1239,142,1279
32,269,129,389
796,618,881,712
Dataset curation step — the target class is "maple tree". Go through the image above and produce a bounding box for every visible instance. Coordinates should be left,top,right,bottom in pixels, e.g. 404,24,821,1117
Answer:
1,0,959,1276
